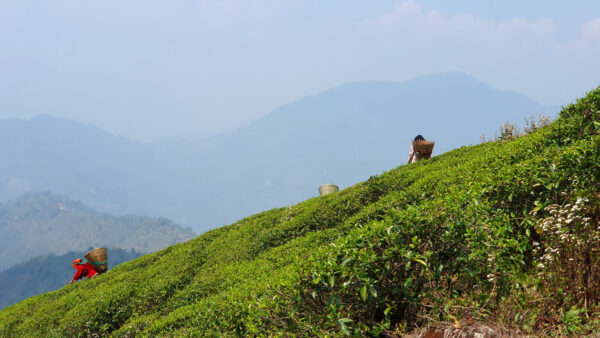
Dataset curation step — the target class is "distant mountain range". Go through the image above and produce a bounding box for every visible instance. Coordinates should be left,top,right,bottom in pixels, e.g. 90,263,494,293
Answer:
0,248,142,309
0,192,194,271
0,73,555,232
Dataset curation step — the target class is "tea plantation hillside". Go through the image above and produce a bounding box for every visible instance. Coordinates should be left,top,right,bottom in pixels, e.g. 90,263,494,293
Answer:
1,88,599,336
0,248,142,309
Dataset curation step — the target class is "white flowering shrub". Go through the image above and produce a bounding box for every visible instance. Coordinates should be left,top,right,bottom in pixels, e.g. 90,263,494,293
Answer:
482,114,552,142
523,114,552,134
495,121,521,141
534,197,600,308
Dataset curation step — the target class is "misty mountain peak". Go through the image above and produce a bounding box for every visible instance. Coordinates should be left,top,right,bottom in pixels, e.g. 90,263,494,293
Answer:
0,73,555,232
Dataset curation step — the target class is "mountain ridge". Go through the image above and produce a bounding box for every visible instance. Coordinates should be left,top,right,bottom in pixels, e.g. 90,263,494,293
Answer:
0,73,555,232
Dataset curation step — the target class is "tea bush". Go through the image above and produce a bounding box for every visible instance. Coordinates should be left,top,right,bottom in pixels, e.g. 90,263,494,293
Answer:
1,87,599,336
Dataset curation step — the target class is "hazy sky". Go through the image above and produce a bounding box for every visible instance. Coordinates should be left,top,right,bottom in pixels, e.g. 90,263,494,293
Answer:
1,0,599,142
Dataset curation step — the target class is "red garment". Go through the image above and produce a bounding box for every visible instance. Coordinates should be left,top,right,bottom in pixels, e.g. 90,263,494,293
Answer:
72,263,98,281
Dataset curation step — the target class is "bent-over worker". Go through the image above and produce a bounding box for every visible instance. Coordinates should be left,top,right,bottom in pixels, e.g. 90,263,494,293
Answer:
408,134,425,164
70,258,98,284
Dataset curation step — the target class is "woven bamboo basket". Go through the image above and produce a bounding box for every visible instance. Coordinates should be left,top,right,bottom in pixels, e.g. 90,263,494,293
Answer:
84,247,108,273
319,184,339,196
412,140,435,160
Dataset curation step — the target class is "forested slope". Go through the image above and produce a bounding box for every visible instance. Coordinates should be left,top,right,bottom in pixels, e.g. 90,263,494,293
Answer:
0,192,194,271
0,87,598,336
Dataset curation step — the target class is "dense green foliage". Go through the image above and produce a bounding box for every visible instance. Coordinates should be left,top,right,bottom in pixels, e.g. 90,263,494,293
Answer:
0,192,194,271
0,87,598,336
0,248,142,309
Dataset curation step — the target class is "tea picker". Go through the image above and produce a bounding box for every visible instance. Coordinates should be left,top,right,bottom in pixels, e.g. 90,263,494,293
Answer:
70,247,108,284
408,135,435,164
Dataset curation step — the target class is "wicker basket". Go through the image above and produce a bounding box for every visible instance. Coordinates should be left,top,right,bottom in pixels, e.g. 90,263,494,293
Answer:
85,247,108,273
319,184,339,196
412,140,435,160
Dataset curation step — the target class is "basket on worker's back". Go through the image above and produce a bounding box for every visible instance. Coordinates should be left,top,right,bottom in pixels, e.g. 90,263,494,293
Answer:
85,247,108,273
412,140,435,160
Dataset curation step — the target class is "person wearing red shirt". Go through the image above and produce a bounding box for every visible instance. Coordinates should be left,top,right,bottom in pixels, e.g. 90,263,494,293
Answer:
70,258,98,284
